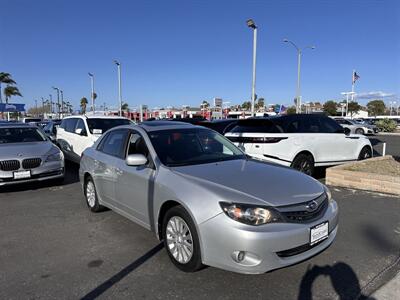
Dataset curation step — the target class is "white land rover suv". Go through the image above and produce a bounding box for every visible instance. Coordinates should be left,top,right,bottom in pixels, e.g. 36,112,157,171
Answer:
56,115,131,163
225,114,373,176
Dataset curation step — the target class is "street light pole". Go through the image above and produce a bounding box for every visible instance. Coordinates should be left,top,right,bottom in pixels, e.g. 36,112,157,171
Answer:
88,73,95,113
114,60,122,117
341,92,355,117
283,39,315,113
52,87,60,119
60,90,64,118
247,19,257,117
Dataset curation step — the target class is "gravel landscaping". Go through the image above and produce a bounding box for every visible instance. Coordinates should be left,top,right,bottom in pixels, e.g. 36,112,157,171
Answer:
344,156,400,176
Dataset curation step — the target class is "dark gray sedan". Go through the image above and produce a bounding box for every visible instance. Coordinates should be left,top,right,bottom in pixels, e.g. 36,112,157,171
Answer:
79,121,338,274
0,123,64,186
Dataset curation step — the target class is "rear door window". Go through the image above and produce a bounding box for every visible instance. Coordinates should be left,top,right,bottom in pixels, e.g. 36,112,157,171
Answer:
230,119,283,133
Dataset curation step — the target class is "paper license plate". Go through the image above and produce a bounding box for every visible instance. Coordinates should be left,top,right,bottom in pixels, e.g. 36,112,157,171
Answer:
13,170,31,179
310,222,329,245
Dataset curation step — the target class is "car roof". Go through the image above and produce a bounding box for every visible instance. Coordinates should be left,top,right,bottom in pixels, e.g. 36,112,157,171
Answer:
0,122,38,128
63,115,128,120
138,121,196,132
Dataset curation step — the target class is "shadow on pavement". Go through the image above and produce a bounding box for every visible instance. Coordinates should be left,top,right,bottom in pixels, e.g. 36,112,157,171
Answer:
298,262,375,300
80,242,164,300
0,160,80,193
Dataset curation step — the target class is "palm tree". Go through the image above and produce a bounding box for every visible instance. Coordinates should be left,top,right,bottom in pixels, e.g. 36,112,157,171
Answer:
80,97,88,114
0,72,17,103
121,102,129,111
3,85,22,104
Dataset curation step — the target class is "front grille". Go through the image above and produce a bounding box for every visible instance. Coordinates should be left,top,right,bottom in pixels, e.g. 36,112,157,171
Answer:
277,194,328,224
0,160,20,171
277,239,325,258
22,158,42,169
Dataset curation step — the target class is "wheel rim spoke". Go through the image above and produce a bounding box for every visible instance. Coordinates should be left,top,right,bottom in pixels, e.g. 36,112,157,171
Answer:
166,216,193,264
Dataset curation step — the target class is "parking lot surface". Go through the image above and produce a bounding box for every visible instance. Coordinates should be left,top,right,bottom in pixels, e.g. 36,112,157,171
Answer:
1,162,399,300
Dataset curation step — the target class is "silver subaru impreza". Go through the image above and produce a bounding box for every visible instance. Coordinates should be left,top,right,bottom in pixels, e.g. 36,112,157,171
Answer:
79,121,338,274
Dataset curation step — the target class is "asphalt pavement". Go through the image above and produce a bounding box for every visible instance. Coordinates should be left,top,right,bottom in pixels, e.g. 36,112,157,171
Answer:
0,162,399,300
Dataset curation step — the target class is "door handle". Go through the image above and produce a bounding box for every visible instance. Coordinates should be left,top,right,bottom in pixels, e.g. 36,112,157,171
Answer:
255,145,260,148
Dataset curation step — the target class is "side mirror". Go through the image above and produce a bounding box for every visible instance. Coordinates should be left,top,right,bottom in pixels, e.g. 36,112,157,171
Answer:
344,127,351,136
126,154,148,166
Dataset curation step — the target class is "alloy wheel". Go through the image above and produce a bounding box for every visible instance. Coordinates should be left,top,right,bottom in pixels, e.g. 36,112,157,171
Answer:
86,181,96,208
165,216,193,264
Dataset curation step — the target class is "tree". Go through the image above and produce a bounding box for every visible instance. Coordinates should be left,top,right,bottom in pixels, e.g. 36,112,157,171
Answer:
80,97,88,114
347,101,361,117
201,100,210,108
286,106,296,115
241,101,251,110
121,102,129,111
256,98,265,110
0,72,17,103
3,86,22,103
323,100,338,116
367,100,386,117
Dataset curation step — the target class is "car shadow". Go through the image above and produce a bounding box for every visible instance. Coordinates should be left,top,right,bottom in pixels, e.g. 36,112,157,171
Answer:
80,242,164,300
0,160,80,193
298,262,375,300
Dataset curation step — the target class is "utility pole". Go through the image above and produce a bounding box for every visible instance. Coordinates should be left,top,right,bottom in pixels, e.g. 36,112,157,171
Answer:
49,94,53,115
60,90,64,118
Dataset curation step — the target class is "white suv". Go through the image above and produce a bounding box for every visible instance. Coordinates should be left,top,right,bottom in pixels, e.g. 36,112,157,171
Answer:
57,115,131,163
225,114,373,176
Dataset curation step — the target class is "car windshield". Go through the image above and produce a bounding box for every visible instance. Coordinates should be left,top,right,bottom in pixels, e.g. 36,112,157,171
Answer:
24,118,42,123
149,128,246,167
0,127,47,143
86,118,131,134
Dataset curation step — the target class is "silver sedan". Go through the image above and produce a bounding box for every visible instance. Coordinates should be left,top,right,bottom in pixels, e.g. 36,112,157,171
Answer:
0,123,64,186
79,121,338,274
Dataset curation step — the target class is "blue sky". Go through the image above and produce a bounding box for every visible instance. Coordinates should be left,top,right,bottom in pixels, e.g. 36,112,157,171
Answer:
1,0,399,110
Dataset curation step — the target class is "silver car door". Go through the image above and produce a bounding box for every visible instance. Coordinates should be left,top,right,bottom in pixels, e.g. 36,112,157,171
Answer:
115,131,155,229
94,129,130,207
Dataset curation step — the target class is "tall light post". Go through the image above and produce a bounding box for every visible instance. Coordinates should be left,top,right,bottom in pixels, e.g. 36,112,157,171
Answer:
114,60,123,116
52,86,60,118
246,19,257,117
88,73,95,113
283,39,315,113
60,90,64,117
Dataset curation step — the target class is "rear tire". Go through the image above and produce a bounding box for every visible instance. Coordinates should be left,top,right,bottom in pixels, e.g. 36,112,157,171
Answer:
84,176,104,212
355,128,364,135
291,153,315,176
162,206,203,272
358,146,372,160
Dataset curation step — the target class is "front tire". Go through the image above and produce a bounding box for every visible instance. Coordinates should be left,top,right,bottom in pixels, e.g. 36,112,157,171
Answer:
355,128,364,135
358,146,372,160
162,206,203,272
291,153,315,176
84,176,104,212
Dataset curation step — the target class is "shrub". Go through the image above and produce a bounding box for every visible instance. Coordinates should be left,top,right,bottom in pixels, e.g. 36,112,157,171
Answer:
376,119,397,132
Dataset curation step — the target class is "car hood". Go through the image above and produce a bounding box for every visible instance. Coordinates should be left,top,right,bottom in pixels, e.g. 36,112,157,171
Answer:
0,141,55,159
171,159,324,207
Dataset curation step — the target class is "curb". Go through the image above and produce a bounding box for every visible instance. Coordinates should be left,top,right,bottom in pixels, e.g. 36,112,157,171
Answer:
370,271,400,299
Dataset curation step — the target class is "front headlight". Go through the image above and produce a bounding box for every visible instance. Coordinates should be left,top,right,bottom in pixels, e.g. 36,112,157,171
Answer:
323,185,332,202
45,151,63,162
219,202,283,226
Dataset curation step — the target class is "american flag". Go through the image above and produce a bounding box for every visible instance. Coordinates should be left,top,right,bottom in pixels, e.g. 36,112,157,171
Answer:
352,71,360,84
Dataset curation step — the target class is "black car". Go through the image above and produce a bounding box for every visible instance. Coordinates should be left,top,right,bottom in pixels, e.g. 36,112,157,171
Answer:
199,119,239,134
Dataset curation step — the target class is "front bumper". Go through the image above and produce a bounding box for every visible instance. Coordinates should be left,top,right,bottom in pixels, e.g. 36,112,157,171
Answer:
199,200,339,274
0,160,65,186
